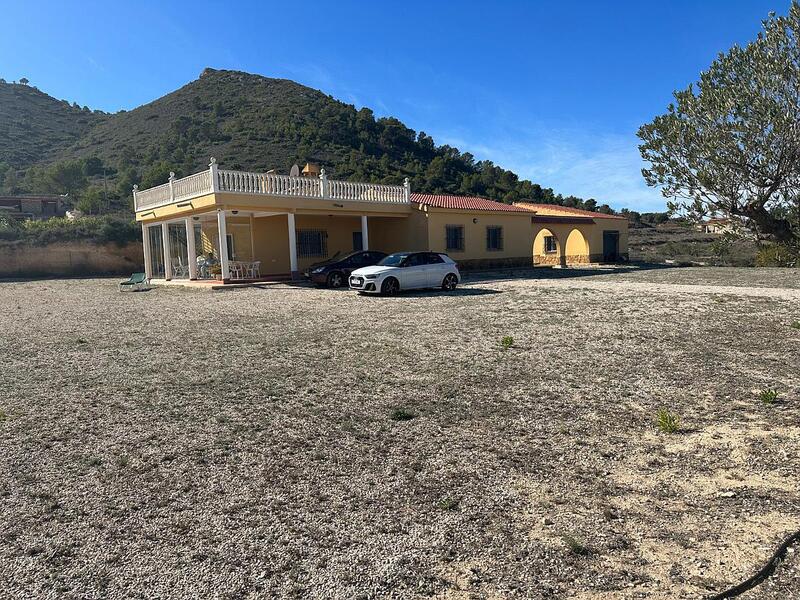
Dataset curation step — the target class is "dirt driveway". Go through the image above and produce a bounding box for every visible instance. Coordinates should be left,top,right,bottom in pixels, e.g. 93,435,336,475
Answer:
1,267,798,598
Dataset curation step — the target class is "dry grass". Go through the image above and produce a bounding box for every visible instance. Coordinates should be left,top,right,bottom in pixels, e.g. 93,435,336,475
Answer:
1,266,799,598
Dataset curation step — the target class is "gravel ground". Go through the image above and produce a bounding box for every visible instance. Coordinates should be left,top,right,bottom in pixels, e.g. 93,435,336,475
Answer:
1,267,799,599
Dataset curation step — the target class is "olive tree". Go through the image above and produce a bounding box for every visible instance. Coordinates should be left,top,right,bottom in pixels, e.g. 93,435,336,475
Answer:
638,3,800,243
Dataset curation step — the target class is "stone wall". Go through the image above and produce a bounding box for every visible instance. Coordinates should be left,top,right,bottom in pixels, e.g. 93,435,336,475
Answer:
0,242,144,278
455,256,533,270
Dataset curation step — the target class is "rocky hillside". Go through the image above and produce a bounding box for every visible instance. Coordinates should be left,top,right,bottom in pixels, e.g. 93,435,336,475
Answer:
0,68,605,213
0,81,106,168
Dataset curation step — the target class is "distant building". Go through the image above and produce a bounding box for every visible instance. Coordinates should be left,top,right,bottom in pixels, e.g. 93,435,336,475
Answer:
0,195,67,220
701,217,734,234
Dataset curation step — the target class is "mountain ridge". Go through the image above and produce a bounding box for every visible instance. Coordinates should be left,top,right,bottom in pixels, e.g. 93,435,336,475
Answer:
0,68,612,215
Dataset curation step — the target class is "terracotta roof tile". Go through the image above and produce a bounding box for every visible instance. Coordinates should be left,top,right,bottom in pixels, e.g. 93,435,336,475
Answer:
514,202,627,220
410,193,533,213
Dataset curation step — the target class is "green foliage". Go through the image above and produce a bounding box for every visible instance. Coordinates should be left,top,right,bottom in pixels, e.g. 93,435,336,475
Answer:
791,321,800,329
500,335,515,350
24,159,87,195
562,534,590,556
0,408,7,422
0,80,105,168
639,3,800,243
140,161,179,190
759,389,779,404
755,243,799,267
438,497,460,511
389,407,415,421
76,187,104,215
656,409,680,434
0,216,139,246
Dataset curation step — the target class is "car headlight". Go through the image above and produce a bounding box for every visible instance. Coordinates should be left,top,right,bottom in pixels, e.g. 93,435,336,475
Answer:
312,267,326,274
365,274,378,279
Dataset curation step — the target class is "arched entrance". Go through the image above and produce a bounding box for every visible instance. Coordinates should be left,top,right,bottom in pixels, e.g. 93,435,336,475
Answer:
533,228,564,266
565,228,590,264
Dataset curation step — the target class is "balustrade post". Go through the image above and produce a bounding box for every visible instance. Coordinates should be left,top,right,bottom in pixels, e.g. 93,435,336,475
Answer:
320,168,329,198
209,157,219,193
168,172,175,202
132,184,139,211
404,177,410,203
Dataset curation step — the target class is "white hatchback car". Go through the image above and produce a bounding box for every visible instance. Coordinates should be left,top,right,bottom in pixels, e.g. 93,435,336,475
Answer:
348,251,460,295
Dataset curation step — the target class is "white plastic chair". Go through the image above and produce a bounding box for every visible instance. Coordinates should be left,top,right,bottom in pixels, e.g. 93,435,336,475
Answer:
247,261,261,279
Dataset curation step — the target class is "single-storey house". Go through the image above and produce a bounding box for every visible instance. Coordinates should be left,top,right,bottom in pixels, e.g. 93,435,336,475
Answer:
133,160,628,283
0,194,66,220
700,217,734,235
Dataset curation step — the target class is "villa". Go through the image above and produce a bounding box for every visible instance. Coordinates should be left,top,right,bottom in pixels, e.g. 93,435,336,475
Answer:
133,159,629,283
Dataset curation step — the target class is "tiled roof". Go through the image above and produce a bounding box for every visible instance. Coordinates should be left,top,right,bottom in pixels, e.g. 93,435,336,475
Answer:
410,193,533,213
514,202,628,220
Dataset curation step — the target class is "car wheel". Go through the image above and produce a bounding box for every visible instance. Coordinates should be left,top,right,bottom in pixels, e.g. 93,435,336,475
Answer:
327,271,344,288
381,277,400,296
442,273,458,291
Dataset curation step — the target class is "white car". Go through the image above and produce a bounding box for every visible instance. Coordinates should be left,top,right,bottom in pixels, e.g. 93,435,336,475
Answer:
349,251,460,295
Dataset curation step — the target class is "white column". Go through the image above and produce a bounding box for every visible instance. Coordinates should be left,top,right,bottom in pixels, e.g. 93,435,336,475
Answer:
161,222,172,280
141,223,152,280
217,210,230,281
287,212,298,277
185,218,197,280
361,215,369,251
249,214,256,259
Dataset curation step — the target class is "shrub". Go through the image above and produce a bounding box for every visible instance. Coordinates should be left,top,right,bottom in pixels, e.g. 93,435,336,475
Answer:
656,409,680,433
562,534,590,556
791,321,800,330
500,335,514,350
755,243,799,267
0,216,139,246
760,388,779,404
389,407,415,421
438,497,460,511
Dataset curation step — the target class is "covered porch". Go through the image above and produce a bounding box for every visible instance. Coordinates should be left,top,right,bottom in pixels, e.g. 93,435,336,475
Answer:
135,159,412,284
142,209,401,284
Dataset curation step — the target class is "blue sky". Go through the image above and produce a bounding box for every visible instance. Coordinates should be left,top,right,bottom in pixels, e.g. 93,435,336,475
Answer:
0,0,782,211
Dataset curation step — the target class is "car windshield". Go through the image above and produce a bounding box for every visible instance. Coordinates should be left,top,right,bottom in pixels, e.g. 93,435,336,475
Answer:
377,252,410,266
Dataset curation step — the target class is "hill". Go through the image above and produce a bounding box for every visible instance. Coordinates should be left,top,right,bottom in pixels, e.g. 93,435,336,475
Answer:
0,81,106,168
0,68,609,214
628,223,757,266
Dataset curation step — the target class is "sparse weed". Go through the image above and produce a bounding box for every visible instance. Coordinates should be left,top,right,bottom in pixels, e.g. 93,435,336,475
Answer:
791,321,800,330
500,336,514,350
0,409,6,422
656,409,680,433
760,388,779,404
562,534,590,556
390,408,415,421
77,338,88,344
438,497,460,511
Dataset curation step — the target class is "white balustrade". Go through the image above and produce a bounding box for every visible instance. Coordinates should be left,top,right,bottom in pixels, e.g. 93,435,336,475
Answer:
134,182,172,211
172,170,211,199
134,164,408,211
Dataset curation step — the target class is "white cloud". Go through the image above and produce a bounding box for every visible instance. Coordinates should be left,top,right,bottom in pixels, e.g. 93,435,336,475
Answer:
433,125,668,213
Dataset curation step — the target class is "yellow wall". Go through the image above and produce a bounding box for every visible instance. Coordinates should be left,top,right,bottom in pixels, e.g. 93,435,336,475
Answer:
424,208,533,264
531,221,629,265
252,215,291,275
293,214,362,271
368,210,427,253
